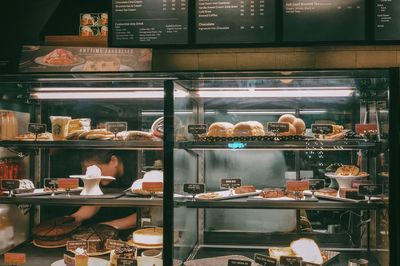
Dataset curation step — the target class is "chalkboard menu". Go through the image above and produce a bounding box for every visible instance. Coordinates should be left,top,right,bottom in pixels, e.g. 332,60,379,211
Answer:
375,0,400,40
196,0,275,44
112,0,188,46
283,0,365,42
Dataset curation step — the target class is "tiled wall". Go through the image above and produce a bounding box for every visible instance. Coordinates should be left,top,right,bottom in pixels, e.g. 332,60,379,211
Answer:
153,45,400,71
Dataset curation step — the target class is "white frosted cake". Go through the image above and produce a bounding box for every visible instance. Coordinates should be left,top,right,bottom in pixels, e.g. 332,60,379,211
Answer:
132,227,163,246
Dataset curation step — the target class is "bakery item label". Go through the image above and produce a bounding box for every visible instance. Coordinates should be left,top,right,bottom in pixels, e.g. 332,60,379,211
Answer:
106,239,128,250
286,181,310,192
117,258,137,266
311,124,333,134
183,184,205,194
188,124,207,135
4,253,26,265
227,259,252,266
355,123,378,134
358,184,383,197
58,178,79,190
220,179,242,189
267,122,290,133
106,122,128,134
1,180,20,190
254,253,277,265
279,256,302,266
44,178,59,189
67,240,88,251
305,179,325,191
28,123,47,134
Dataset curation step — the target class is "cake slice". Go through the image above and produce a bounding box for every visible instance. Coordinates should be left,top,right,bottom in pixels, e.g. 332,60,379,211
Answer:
64,248,88,266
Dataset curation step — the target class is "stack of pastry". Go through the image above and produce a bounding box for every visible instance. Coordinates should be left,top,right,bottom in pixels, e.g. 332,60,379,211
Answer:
275,114,305,136
67,129,114,140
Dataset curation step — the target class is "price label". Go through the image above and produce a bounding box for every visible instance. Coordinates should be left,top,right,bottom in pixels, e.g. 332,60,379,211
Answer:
183,184,205,194
228,259,252,266
1,180,20,190
106,239,129,250
44,178,58,189
355,123,378,134
358,185,383,197
67,240,88,251
279,256,302,266
117,258,137,266
221,178,242,189
254,253,277,266
188,124,207,135
28,123,47,134
286,181,310,192
58,178,79,190
311,124,333,134
142,182,163,192
267,122,290,133
106,122,128,134
305,179,325,191
4,253,26,265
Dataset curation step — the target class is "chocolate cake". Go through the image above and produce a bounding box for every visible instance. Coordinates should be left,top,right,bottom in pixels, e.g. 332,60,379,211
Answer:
72,224,118,253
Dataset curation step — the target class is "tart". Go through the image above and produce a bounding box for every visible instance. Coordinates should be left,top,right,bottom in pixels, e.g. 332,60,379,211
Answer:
132,227,163,246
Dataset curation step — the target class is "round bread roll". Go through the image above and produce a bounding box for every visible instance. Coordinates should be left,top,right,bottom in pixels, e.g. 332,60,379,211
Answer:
292,118,306,135
278,114,296,124
278,123,296,136
207,122,234,137
233,121,265,137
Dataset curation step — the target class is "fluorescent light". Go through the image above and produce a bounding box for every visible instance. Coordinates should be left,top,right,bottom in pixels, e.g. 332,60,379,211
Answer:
227,111,296,115
31,91,164,99
197,89,354,98
33,87,163,92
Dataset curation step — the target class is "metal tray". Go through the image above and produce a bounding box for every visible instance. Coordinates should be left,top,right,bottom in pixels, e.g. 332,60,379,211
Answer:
195,190,262,201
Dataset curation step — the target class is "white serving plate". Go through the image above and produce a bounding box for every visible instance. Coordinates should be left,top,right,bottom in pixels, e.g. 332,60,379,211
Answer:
303,190,382,203
195,190,261,201
10,187,83,197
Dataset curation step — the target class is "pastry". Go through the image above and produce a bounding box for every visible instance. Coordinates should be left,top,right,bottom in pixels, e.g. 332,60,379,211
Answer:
269,247,295,260
64,248,88,266
78,129,113,140
82,56,120,71
335,165,360,176
131,170,163,195
316,188,337,196
234,185,256,194
132,227,163,246
116,131,156,141
232,121,265,137
261,188,285,198
286,190,304,199
43,49,80,65
151,117,164,138
33,217,81,247
207,122,234,137
14,132,52,140
10,179,35,194
292,118,306,135
72,224,118,253
66,130,86,140
68,119,91,133
196,192,220,199
278,123,296,136
110,246,137,266
278,114,296,124
290,238,323,264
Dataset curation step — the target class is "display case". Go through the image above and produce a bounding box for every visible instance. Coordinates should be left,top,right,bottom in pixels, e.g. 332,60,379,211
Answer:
0,72,170,265
166,70,398,266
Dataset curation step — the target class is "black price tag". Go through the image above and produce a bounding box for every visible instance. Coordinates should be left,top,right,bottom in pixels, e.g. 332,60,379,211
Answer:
267,122,290,133
183,184,205,194
44,178,58,189
311,124,333,134
1,180,19,190
302,262,320,266
228,259,252,266
358,184,383,196
254,253,277,266
280,256,302,266
306,179,325,191
221,178,242,189
188,124,207,135
117,258,137,266
28,123,46,134
106,122,128,134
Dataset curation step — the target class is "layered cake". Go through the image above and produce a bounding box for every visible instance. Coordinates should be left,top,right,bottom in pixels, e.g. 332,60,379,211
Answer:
64,248,88,266
72,224,118,253
132,227,163,246
109,246,137,266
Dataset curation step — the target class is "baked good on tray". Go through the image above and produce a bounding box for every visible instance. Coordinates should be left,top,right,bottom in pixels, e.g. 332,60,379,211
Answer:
132,227,163,246
14,132,52,141
316,188,337,196
232,121,265,137
10,179,35,194
64,248,89,266
110,246,137,266
72,224,118,253
207,122,234,137
234,185,256,194
77,129,114,140
335,165,360,176
116,131,158,141
261,188,286,198
274,114,306,136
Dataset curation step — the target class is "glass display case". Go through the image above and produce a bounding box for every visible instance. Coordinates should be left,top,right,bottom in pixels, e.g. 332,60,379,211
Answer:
0,73,170,265
166,70,398,266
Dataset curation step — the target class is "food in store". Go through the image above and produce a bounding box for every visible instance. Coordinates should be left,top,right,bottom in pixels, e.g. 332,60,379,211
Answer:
68,119,91,133
234,185,256,194
14,132,52,140
286,190,304,199
50,116,72,140
101,26,108,37
64,248,89,266
78,129,114,140
278,114,296,124
232,121,265,137
132,227,163,246
116,130,157,141
66,130,86,140
151,117,164,138
269,247,295,259
275,114,305,136
196,192,220,199
290,238,324,264
300,216,313,232
81,14,95,25
278,123,297,136
110,246,137,266
315,188,337,197
335,165,360,176
207,122,234,137
131,170,163,195
82,56,120,71
32,216,81,247
72,224,118,253
260,188,286,198
42,49,81,65
292,118,306,135
10,179,35,194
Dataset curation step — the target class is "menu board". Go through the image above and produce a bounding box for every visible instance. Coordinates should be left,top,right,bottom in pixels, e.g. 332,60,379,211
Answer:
375,0,400,40
283,0,365,42
196,0,275,44
112,0,188,46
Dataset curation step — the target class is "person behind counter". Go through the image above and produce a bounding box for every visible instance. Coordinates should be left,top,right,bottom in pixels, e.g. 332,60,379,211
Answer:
70,150,137,230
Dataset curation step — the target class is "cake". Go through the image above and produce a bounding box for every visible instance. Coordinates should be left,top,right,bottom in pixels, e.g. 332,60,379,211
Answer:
109,246,137,266
131,170,163,195
132,227,163,246
72,224,118,253
234,185,256,194
64,248,88,266
82,56,120,72
316,188,337,196
261,188,285,198
207,122,234,137
232,121,265,137
32,217,81,247
290,238,323,264
10,179,35,194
